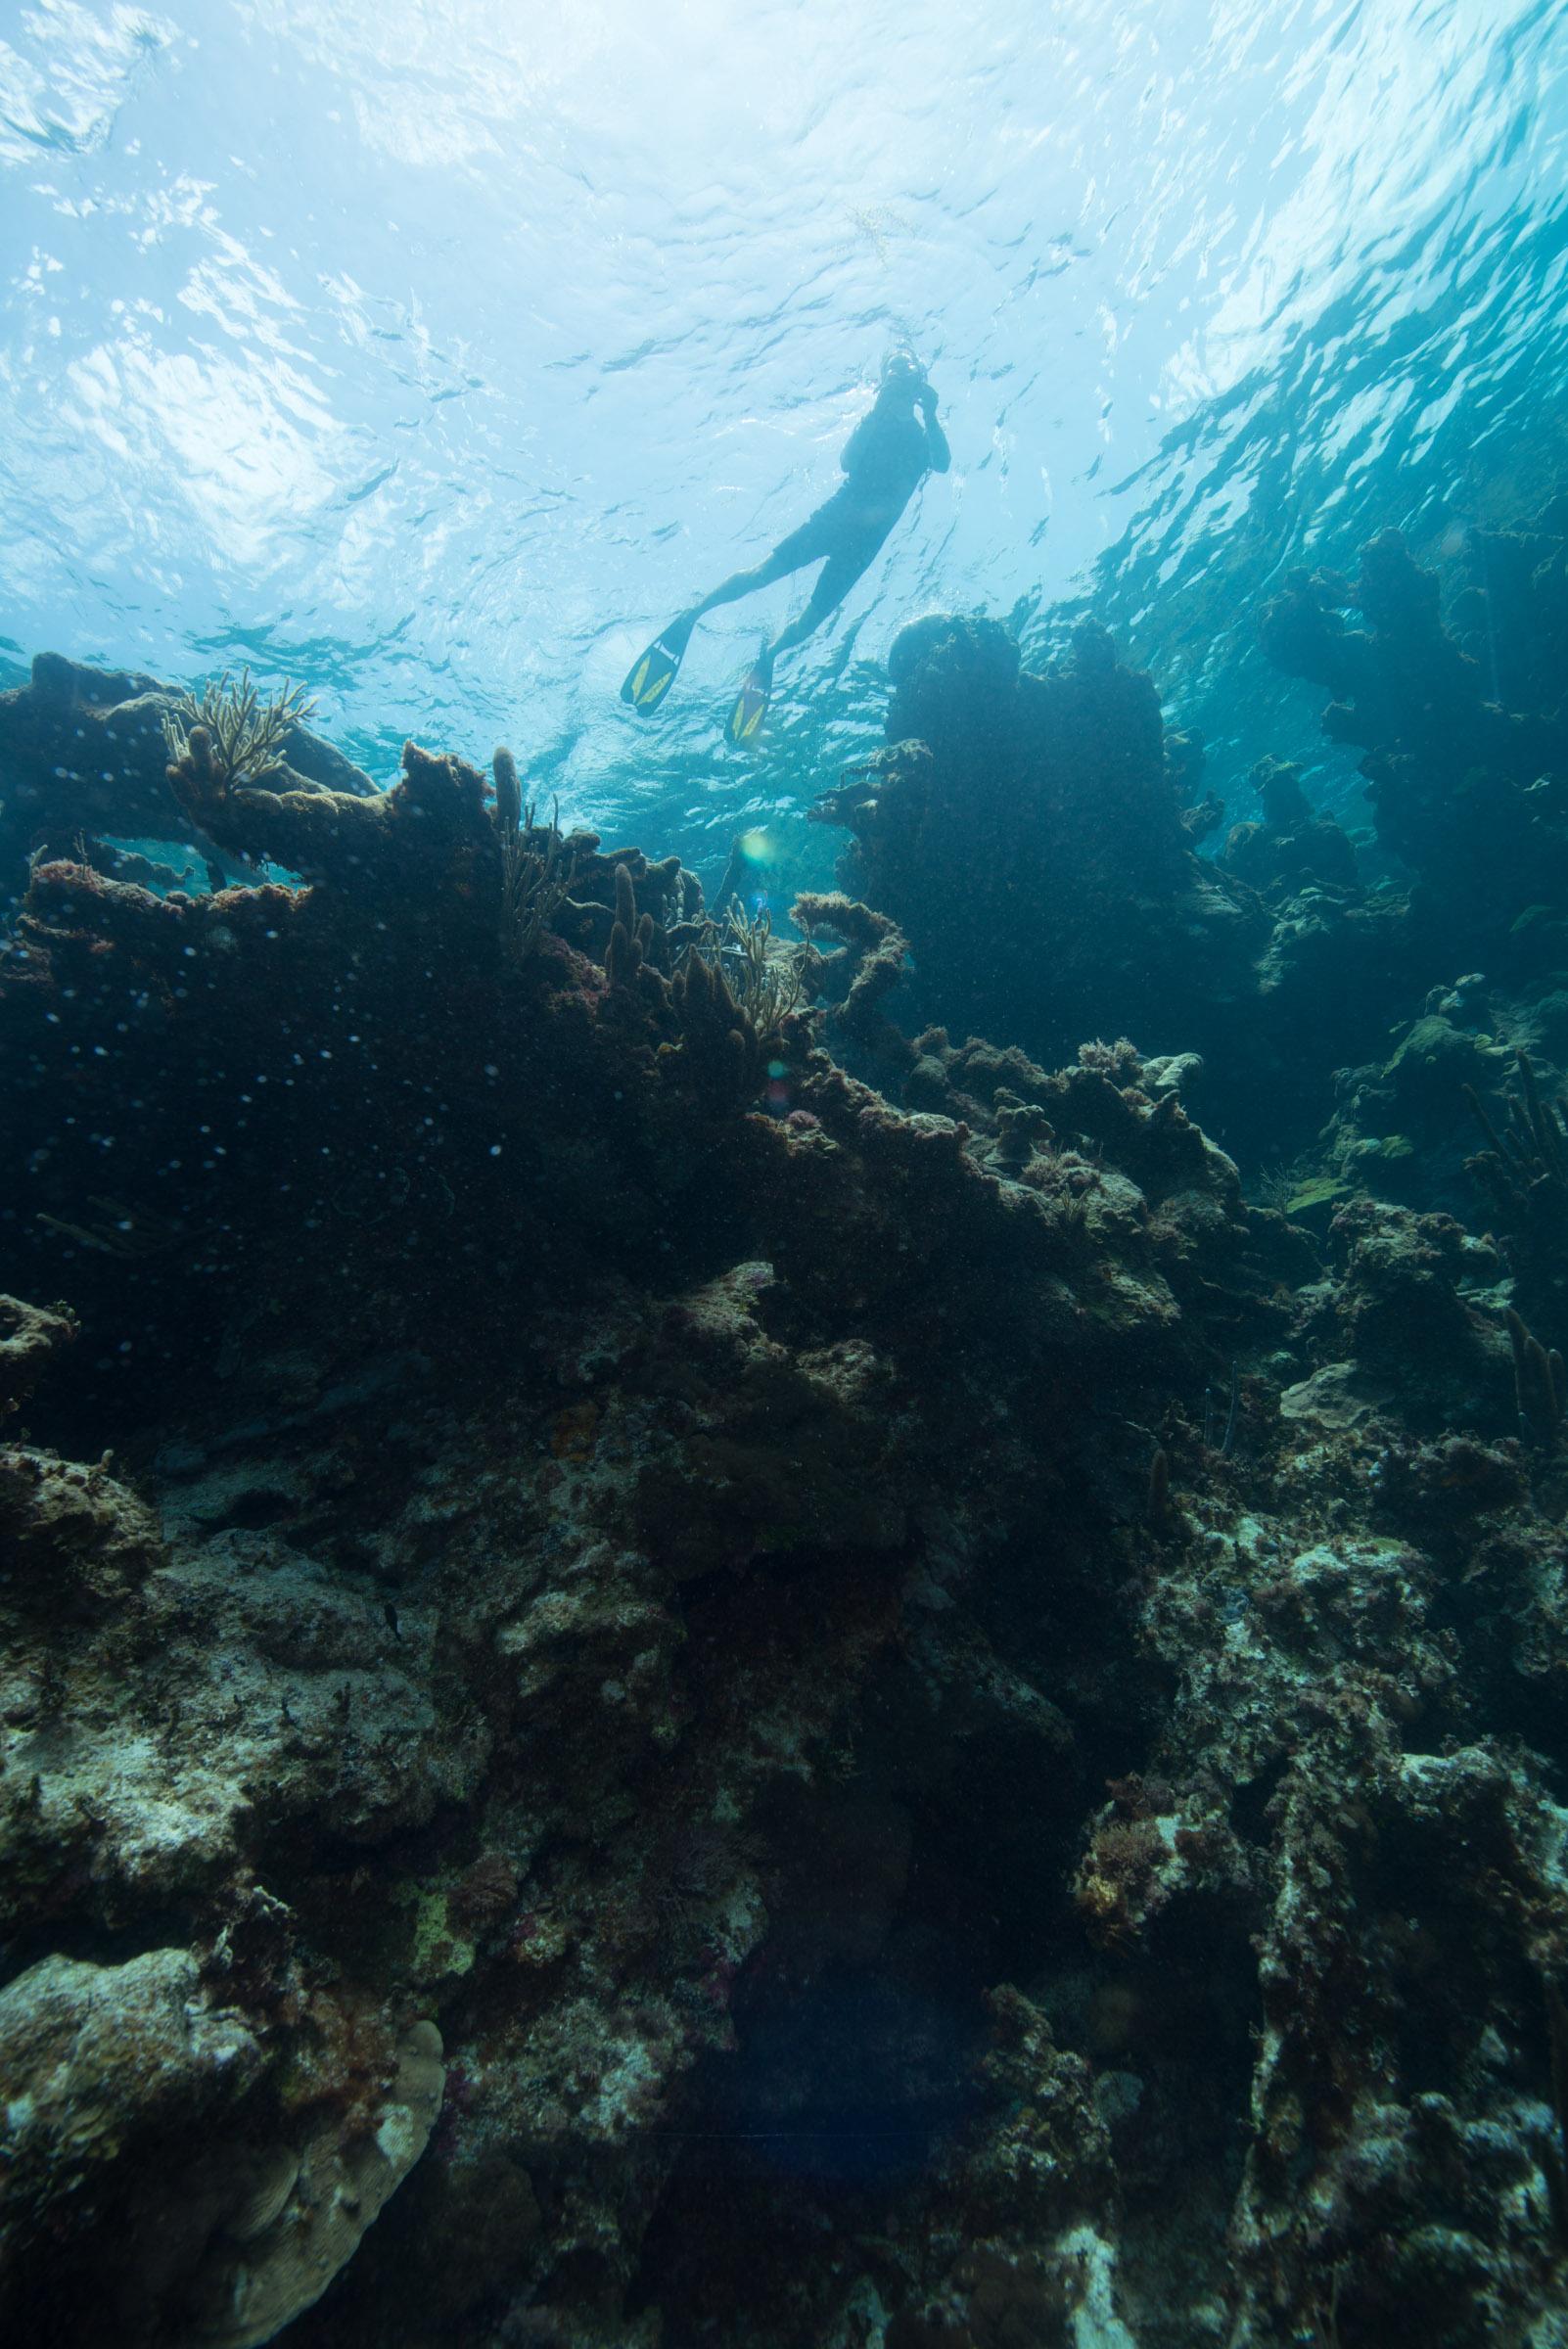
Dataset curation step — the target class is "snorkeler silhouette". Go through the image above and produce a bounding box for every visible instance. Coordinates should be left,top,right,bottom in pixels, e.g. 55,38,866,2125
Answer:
621,352,949,745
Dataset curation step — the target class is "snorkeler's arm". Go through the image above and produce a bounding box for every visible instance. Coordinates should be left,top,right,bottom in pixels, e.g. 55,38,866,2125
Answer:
917,385,950,473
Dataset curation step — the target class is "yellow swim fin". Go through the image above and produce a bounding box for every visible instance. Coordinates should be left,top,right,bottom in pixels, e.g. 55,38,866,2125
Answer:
725,651,774,746
621,615,695,714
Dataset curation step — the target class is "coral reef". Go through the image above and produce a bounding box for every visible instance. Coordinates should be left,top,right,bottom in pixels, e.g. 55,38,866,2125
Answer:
807,611,1433,1165
1464,1050,1568,1354
2,586,1568,2349
161,669,320,795
1220,757,1358,903
1245,517,1568,1229
0,654,376,913
809,618,1271,1128
1260,517,1568,954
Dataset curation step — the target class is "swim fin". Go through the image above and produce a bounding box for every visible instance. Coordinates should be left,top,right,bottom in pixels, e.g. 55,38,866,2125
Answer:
725,649,774,746
621,614,695,714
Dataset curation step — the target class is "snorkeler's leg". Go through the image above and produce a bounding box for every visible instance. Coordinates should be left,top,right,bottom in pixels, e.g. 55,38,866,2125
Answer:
726,547,879,745
689,500,843,622
763,546,877,660
626,535,825,710
624,550,799,710
688,545,798,621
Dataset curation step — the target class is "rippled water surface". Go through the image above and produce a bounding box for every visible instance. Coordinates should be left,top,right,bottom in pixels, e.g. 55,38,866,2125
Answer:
2,0,1564,877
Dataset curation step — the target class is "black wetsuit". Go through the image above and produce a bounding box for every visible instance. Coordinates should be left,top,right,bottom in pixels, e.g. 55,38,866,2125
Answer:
768,404,937,601
631,376,948,722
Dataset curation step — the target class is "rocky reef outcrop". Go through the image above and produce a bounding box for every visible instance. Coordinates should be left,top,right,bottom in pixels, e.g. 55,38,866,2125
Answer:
806,522,1568,1199
1261,512,1568,954
1253,510,1568,1241
0,654,377,915
809,617,1271,1120
1,593,1566,2349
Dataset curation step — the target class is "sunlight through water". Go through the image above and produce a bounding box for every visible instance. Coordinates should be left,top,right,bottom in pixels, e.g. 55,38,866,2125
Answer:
2,0,1564,876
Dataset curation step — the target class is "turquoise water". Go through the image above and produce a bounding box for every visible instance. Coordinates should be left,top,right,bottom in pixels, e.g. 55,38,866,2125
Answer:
8,14,1568,2344
2,0,1565,872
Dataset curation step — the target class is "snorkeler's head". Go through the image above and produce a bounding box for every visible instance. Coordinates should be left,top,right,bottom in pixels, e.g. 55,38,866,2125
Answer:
879,348,926,393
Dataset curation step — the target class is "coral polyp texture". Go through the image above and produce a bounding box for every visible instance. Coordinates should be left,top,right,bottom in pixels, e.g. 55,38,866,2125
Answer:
2,552,1567,2349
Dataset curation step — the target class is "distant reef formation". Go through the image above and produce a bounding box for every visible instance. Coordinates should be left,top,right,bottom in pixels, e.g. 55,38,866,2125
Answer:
811,504,1568,1177
811,612,1271,1090
1,509,1567,2349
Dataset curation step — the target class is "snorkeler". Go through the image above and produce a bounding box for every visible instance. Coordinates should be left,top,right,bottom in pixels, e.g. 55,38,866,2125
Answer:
621,351,950,744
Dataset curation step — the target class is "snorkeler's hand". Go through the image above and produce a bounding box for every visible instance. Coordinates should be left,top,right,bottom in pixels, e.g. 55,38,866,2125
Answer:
917,384,938,418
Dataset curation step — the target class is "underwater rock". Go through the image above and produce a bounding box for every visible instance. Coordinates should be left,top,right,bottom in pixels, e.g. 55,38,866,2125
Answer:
1220,755,1359,901
821,612,1445,1167
0,1941,440,2347
1301,971,1548,1236
0,1430,161,1621
811,613,1272,1125
1463,1046,1568,1353
1260,522,1568,949
0,653,378,910
1323,1195,1508,1432
0,1946,263,2337
1250,519,1568,1232
1278,1359,1391,1433
181,2020,444,2349
0,1290,75,1417
1228,1741,1568,2349
1383,1012,1508,1122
